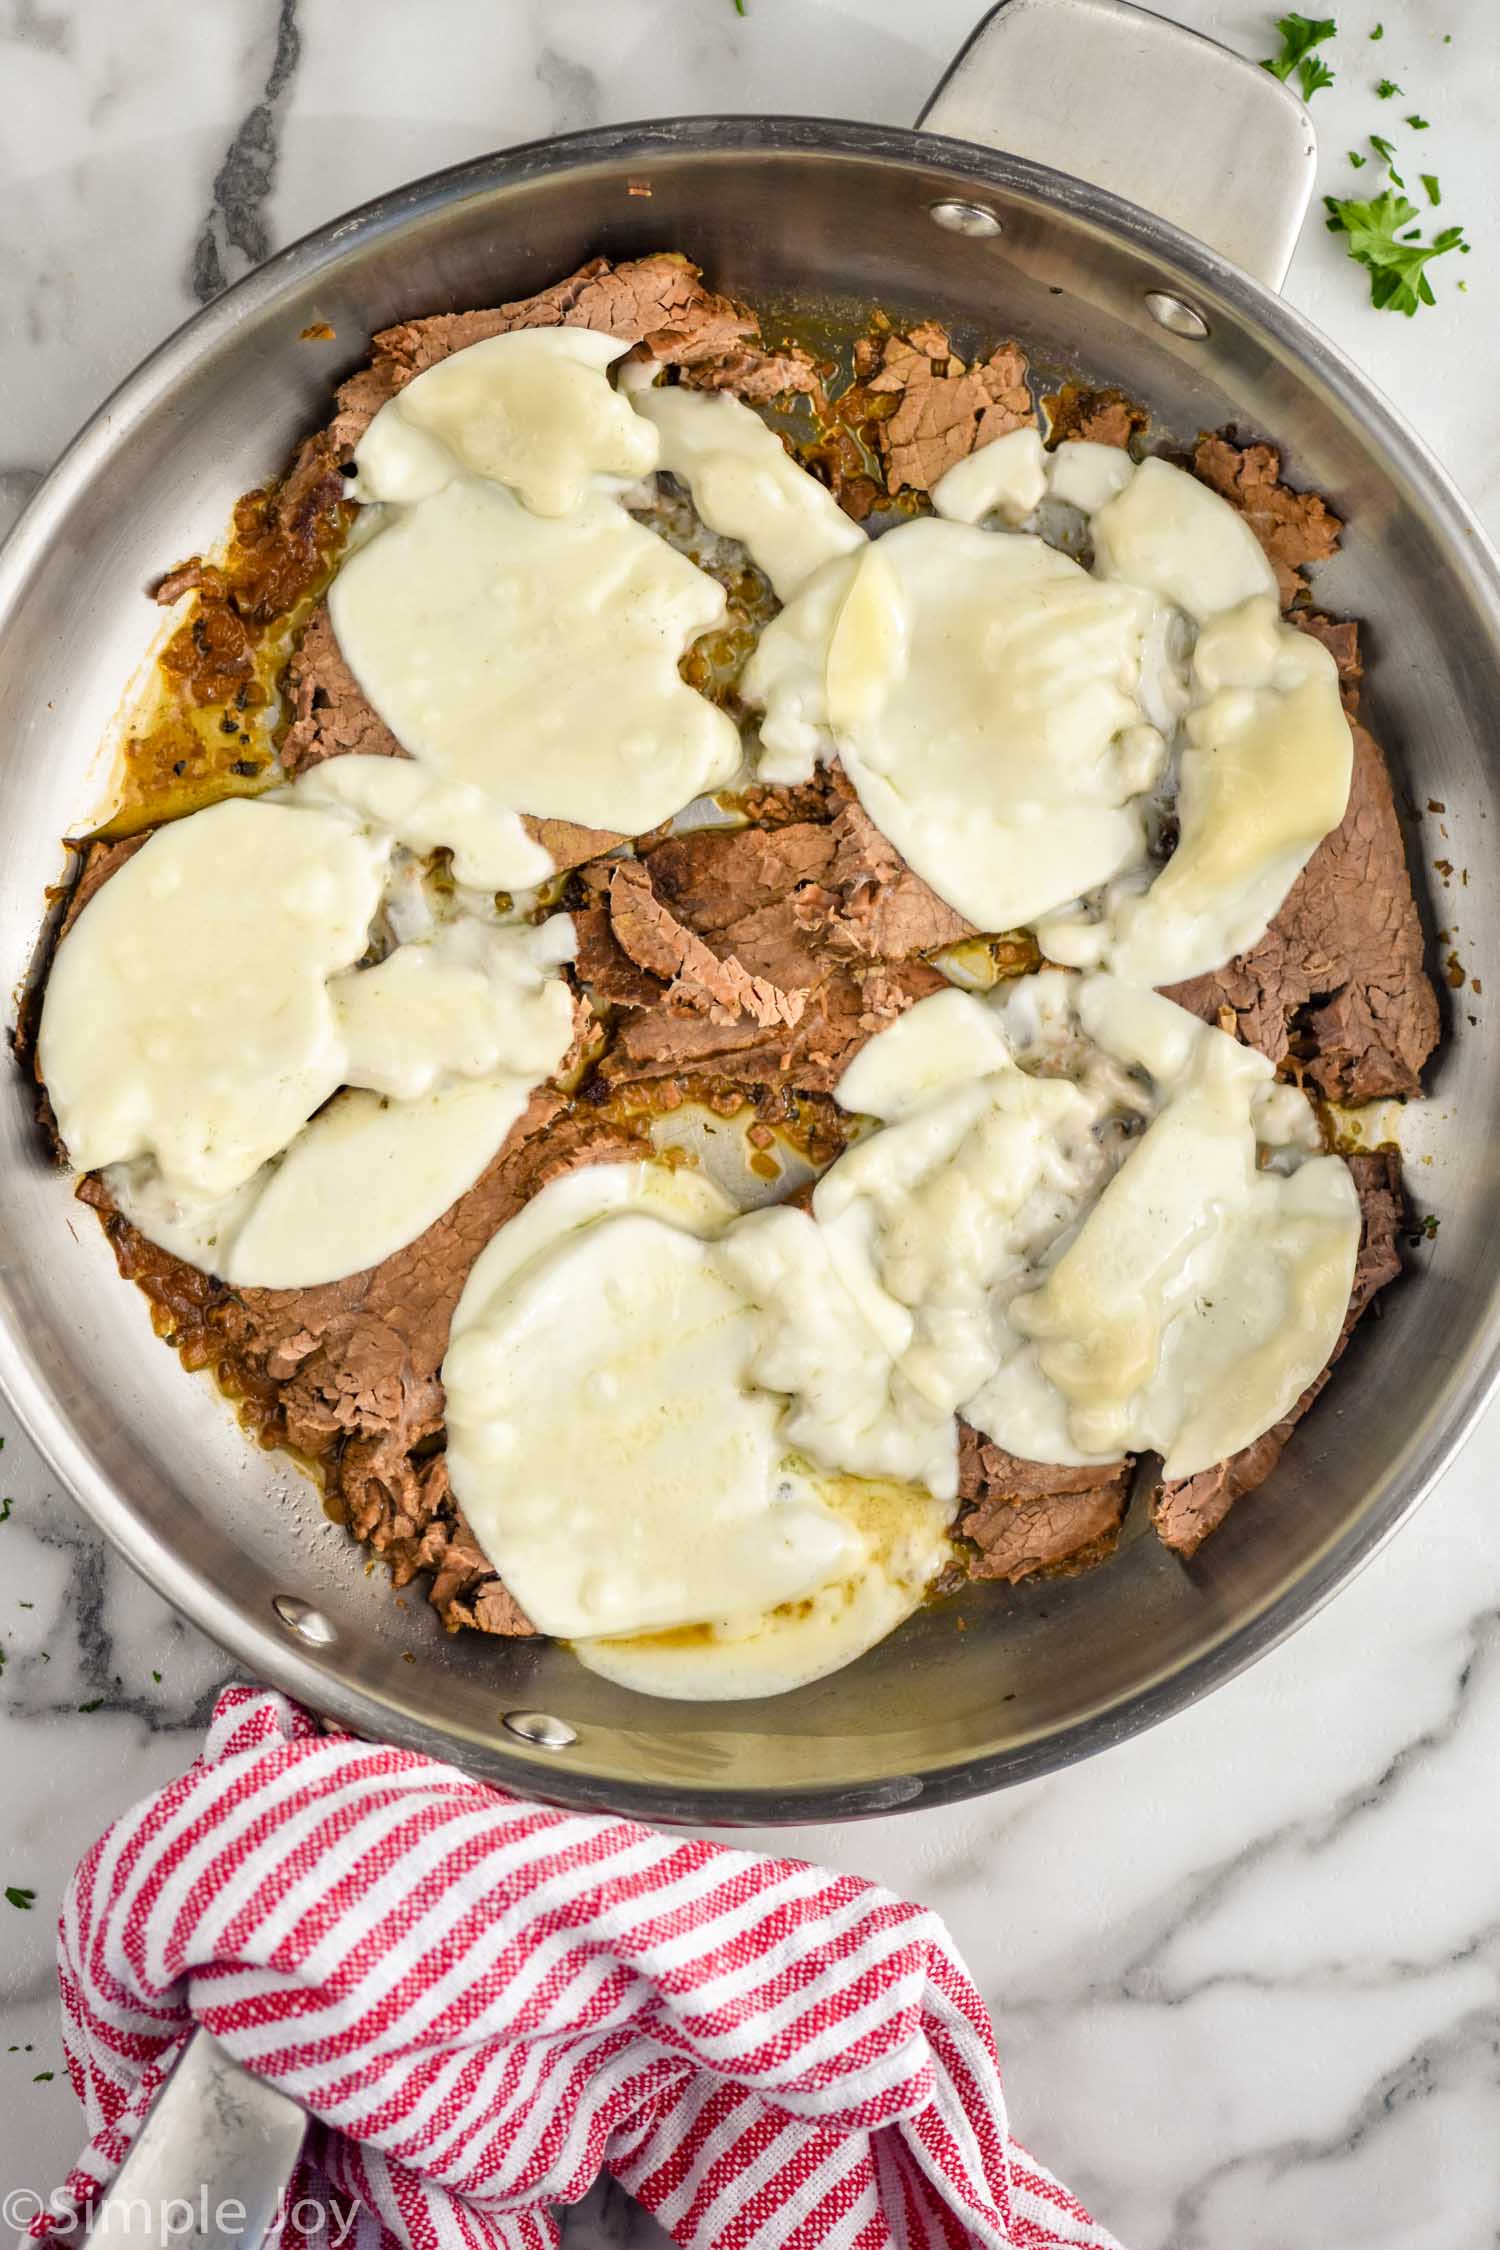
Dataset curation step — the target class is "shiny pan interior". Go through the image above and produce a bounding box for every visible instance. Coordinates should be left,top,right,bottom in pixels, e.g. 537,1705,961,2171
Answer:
2,120,1498,1821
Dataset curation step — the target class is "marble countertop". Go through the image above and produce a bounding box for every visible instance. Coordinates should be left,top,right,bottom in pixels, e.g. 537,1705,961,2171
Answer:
2,2,1497,2242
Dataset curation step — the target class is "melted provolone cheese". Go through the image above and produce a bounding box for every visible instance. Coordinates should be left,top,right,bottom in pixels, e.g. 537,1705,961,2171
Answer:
354,327,659,517
1103,596,1352,984
328,476,740,885
812,987,1131,1432
717,1204,959,1496
53,789,580,1288
1036,594,1352,985
330,914,575,1101
931,426,1048,526
970,977,1361,1476
716,976,1358,1489
573,1470,952,1702
1046,440,1136,514
39,798,388,1200
220,1076,535,1289
1090,454,1278,623
443,1165,859,1639
295,754,556,897
624,374,864,599
745,520,1165,931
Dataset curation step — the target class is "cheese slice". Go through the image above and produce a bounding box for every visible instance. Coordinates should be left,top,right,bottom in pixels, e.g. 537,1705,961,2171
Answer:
746,519,1165,931
1090,454,1279,622
354,327,659,517
625,374,864,599
328,476,741,886
443,1166,859,1640
39,798,388,1201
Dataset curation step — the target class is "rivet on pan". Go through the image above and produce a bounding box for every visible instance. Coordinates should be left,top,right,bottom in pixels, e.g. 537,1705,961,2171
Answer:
1144,290,1210,340
272,1594,337,1646
502,1709,578,1750
929,199,1003,239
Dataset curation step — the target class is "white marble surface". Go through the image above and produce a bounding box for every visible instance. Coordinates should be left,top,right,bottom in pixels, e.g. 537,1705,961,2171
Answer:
2,3,1498,2244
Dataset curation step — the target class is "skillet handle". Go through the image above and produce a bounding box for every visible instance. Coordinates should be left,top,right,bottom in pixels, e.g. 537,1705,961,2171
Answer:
918,0,1317,292
81,2029,308,2250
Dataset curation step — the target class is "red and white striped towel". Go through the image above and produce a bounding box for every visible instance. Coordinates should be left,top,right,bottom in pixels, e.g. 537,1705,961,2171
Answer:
41,1686,1121,2250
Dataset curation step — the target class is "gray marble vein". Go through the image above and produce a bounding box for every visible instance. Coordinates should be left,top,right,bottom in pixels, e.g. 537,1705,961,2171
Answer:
191,0,302,302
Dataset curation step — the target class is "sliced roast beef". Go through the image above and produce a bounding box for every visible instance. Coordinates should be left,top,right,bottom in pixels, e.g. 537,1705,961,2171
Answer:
605,859,807,1029
1192,434,1342,605
580,813,952,1093
957,1426,1132,1583
1042,387,1146,449
848,324,1034,497
1165,712,1439,1103
57,833,149,941
281,604,404,771
327,253,812,456
1151,1146,1405,1556
808,801,973,958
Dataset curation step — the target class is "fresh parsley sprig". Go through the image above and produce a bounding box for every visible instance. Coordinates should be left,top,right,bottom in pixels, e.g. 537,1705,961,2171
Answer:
1261,12,1338,99
1324,186,1469,314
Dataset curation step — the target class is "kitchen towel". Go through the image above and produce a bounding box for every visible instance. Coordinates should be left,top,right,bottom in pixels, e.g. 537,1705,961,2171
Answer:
39,1684,1121,2250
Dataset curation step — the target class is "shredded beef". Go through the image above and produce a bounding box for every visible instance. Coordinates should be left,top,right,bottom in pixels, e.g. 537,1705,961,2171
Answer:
1151,1147,1405,1556
1192,434,1342,605
1165,710,1439,1102
957,1426,1132,1582
851,325,1034,497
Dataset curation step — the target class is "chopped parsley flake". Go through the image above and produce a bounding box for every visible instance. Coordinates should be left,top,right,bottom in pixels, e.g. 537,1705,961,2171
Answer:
1406,113,1430,128
1349,149,1368,166
1375,76,1402,96
1262,13,1338,95
77,1698,103,1713
1369,131,1405,184
5,1886,36,1911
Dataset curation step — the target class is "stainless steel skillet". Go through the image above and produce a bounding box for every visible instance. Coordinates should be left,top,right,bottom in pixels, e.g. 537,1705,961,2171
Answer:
2,0,1498,1829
